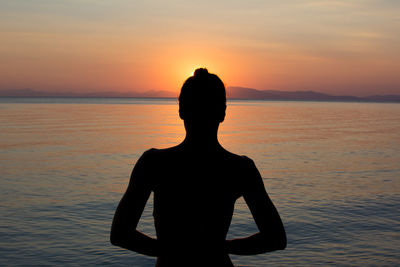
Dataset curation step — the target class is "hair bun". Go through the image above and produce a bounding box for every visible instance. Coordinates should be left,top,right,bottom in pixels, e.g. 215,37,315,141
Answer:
193,68,209,77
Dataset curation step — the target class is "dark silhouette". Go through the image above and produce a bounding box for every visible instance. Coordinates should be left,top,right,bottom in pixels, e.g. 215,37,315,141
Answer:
110,68,286,266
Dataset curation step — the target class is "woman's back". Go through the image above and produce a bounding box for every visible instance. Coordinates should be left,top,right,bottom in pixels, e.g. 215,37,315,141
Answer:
146,144,252,265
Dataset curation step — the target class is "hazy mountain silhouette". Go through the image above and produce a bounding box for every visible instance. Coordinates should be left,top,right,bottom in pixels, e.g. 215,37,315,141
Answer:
227,87,400,102
1,87,399,102
0,88,176,98
363,94,400,102
228,87,361,101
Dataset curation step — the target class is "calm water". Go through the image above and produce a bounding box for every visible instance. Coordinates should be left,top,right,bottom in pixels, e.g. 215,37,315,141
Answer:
0,98,399,266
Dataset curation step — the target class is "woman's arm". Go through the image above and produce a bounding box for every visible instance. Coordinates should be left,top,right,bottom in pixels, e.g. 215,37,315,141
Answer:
226,157,286,255
110,150,160,257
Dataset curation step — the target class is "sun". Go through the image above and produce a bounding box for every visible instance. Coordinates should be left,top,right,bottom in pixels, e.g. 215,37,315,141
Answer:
157,46,233,94
184,65,207,77
172,63,208,88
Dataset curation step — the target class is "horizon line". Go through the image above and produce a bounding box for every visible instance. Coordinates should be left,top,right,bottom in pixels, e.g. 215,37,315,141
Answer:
1,87,400,98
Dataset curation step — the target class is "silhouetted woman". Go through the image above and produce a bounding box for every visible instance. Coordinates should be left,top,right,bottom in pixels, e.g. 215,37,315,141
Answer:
110,68,286,266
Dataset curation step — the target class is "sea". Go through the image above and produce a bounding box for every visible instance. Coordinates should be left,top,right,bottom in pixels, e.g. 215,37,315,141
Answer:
0,98,399,266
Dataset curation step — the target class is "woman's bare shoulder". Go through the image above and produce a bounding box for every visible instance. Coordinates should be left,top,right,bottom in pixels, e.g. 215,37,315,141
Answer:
140,145,181,161
221,148,255,166
146,145,181,154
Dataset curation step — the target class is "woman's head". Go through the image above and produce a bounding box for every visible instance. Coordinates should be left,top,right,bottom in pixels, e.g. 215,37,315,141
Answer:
179,68,226,123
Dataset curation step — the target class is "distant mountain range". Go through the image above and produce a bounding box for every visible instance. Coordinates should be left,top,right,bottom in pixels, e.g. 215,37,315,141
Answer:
0,88,176,98
228,87,400,102
1,87,400,102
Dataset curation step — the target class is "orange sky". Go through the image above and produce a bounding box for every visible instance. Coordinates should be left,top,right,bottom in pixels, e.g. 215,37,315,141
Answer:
1,1,399,96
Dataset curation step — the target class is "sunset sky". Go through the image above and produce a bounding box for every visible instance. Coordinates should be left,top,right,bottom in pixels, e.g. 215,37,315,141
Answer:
1,0,399,96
